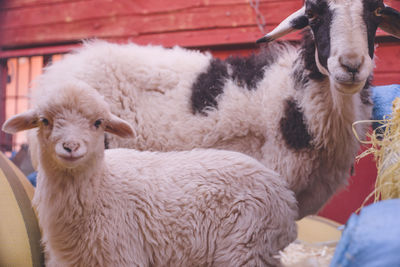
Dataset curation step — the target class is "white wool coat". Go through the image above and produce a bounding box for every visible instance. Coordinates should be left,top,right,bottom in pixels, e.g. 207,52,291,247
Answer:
34,148,297,267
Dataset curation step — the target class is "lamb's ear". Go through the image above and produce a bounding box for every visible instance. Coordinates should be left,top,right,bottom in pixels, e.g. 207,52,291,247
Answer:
378,5,400,39
257,7,308,43
105,114,135,138
2,110,39,134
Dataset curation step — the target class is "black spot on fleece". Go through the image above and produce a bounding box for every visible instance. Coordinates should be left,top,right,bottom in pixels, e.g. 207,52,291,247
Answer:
280,98,313,150
191,47,278,115
191,58,229,115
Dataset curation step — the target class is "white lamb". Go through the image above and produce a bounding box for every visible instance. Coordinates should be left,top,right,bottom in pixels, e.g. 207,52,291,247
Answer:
2,82,298,266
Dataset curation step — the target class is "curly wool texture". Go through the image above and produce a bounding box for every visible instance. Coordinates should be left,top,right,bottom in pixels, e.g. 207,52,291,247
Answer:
30,39,372,219
6,85,298,266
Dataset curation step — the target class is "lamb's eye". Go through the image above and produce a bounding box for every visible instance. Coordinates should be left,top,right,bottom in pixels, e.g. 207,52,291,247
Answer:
40,118,49,126
306,10,316,20
94,119,103,129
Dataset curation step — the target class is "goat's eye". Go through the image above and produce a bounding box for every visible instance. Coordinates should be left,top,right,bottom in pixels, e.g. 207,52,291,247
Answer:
374,7,383,16
40,118,49,126
94,119,103,129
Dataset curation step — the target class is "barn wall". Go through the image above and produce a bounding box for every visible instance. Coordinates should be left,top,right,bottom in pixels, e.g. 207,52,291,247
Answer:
0,0,303,50
373,40,400,85
1,0,398,82
1,0,399,50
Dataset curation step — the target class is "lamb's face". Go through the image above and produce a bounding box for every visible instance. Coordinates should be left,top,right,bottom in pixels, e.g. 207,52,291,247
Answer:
37,108,106,169
1,84,135,171
257,0,400,94
34,86,135,170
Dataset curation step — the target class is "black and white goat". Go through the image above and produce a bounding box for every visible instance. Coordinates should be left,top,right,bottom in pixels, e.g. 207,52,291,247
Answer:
28,0,400,218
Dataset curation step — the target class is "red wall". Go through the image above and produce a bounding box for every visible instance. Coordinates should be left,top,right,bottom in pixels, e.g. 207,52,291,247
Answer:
0,0,303,50
373,41,400,85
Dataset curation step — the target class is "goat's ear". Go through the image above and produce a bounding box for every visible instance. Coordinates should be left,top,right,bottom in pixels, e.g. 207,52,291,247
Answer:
378,6,400,39
105,114,135,138
2,110,39,134
257,7,308,43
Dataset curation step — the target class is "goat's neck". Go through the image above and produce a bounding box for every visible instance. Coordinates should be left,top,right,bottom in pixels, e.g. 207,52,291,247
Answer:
297,78,362,171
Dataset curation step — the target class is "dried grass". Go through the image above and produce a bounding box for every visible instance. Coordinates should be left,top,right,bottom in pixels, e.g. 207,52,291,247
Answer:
278,241,336,267
353,98,400,206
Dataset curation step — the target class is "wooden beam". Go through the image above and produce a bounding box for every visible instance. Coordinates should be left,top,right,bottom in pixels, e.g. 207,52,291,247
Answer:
0,44,80,59
0,59,12,152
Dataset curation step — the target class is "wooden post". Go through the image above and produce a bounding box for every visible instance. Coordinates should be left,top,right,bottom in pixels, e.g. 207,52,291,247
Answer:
0,59,12,152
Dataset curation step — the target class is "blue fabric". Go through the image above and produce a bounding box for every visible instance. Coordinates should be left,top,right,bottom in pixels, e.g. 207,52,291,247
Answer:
330,199,400,267
27,171,37,187
9,151,17,160
372,84,400,130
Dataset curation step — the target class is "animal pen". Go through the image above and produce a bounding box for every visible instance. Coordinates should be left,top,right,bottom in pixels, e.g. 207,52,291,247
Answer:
0,0,400,224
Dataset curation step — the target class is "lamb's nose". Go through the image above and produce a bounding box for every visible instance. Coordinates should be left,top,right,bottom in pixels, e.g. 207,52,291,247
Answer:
63,142,80,153
339,53,364,74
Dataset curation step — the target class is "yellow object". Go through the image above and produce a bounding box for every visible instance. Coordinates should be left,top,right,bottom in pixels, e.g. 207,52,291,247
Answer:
0,152,44,267
296,215,341,244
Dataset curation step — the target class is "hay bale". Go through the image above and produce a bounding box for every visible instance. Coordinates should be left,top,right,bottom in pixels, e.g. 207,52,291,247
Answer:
0,152,44,267
355,97,400,202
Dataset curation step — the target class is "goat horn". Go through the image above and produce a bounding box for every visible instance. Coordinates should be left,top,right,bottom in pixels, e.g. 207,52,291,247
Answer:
257,7,307,43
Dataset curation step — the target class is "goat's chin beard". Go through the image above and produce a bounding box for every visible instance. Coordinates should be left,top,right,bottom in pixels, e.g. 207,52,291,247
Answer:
331,79,365,95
